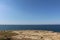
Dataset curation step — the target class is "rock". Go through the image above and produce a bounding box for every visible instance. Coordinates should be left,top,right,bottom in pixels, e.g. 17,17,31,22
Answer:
12,30,60,40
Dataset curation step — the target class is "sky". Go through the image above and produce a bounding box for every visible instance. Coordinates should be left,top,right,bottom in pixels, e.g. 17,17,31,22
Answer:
0,0,60,25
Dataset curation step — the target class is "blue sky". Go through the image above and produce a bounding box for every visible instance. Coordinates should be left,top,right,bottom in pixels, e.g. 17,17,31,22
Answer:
0,0,60,24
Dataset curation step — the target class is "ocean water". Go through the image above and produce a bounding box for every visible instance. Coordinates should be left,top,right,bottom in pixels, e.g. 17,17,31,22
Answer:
0,25,60,32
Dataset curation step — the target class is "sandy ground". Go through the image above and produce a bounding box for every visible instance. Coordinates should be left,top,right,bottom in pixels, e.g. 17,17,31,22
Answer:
10,30,60,40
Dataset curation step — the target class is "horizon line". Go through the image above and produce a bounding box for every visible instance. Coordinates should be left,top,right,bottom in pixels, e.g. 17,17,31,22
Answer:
0,24,60,25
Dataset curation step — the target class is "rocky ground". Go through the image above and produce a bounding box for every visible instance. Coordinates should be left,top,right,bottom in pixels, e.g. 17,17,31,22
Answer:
12,30,60,40
0,30,60,40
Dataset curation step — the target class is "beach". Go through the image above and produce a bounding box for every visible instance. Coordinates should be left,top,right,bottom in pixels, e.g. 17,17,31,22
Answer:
0,30,60,40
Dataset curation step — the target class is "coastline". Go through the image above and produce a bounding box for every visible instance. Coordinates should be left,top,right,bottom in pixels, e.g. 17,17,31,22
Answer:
0,30,60,40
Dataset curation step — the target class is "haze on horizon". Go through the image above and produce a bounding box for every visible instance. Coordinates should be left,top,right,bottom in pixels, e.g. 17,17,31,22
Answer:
0,0,60,25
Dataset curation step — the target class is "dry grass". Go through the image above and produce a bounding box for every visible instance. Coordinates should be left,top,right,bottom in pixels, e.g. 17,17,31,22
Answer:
0,31,18,40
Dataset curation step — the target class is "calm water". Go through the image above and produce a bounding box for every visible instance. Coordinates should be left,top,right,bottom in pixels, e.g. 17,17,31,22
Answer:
0,25,60,32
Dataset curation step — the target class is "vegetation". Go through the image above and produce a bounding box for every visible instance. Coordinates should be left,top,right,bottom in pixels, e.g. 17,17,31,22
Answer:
0,31,18,40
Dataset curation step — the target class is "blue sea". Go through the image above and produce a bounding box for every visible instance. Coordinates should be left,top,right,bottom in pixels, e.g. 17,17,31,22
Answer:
0,25,60,32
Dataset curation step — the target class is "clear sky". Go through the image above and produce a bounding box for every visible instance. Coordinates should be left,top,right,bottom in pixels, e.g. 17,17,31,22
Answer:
0,0,60,24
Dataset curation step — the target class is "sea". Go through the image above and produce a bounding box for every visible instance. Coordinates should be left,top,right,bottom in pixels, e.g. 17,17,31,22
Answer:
0,25,60,32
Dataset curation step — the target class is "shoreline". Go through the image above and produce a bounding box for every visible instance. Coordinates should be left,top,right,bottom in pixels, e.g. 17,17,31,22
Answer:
0,30,60,40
